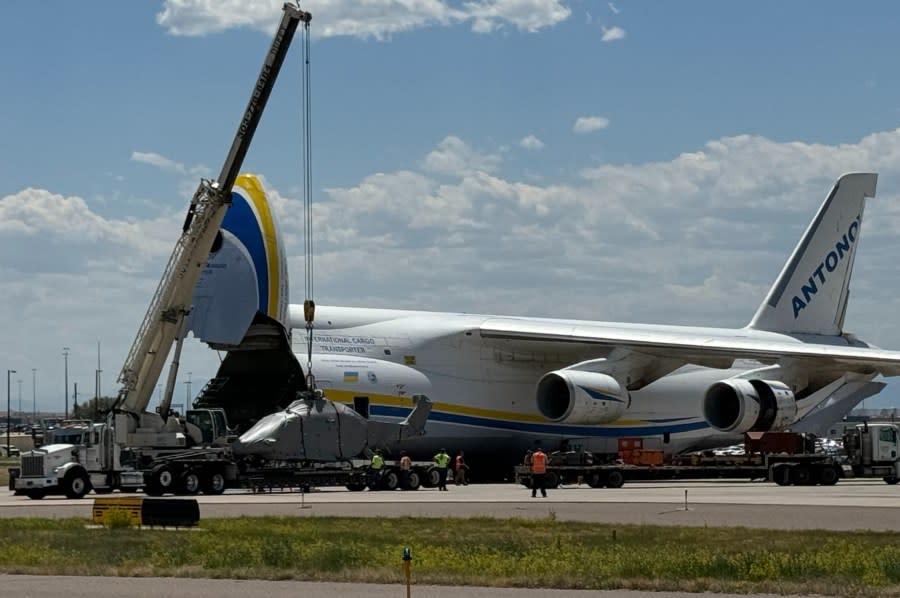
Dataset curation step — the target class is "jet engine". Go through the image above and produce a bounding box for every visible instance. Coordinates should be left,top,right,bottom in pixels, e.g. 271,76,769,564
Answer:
702,379,797,434
536,370,627,425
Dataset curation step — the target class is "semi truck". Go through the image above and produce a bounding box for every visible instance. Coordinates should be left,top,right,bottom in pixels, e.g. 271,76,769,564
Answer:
514,423,900,489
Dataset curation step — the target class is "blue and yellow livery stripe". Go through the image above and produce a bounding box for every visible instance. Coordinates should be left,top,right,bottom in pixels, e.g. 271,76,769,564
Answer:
226,174,281,319
322,389,709,437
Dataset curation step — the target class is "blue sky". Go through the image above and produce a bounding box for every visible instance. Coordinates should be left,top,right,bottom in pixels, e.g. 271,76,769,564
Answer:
3,1,900,414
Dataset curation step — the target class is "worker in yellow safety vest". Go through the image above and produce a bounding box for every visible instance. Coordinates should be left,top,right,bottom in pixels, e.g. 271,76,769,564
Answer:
530,446,548,498
369,449,385,489
433,448,451,491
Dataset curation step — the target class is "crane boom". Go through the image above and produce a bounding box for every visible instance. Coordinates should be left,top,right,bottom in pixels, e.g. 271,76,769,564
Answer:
116,3,311,417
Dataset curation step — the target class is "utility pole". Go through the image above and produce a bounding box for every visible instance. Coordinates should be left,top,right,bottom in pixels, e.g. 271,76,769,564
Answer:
31,369,36,423
63,347,70,419
17,379,22,416
7,369,16,452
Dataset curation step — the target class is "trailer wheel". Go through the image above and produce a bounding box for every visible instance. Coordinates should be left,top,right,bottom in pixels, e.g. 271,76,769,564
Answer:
770,463,791,486
605,470,625,488
381,471,400,491
586,472,604,488
202,471,227,495
25,489,46,500
545,472,560,489
404,471,421,491
423,467,441,488
346,482,367,492
818,466,839,486
63,468,91,499
791,465,813,486
178,470,202,495
883,476,900,485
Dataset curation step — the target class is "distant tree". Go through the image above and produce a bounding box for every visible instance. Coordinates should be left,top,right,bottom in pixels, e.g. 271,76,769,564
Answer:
72,396,116,422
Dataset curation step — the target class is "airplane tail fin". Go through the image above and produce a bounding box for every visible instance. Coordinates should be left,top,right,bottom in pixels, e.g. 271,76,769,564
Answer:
748,173,877,336
188,173,291,346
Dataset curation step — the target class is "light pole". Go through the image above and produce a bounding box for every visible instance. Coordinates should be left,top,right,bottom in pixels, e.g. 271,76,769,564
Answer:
31,369,36,424
62,347,70,419
185,372,192,404
18,379,22,416
7,369,16,452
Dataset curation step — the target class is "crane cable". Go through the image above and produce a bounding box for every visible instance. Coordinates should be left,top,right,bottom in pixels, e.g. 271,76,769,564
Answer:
300,16,316,391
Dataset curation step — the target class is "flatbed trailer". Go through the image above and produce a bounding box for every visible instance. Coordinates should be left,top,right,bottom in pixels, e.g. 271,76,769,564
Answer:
239,459,442,493
514,452,841,489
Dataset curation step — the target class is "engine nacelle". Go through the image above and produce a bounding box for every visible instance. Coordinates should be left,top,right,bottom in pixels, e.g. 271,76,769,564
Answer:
536,370,627,425
702,379,797,434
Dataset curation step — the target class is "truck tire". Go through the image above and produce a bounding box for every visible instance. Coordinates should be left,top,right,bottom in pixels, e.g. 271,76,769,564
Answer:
818,466,839,486
403,471,421,491
346,482,367,492
202,471,227,495
883,476,900,485
178,470,202,495
145,464,175,496
586,472,604,488
62,468,91,499
545,471,560,489
25,489,46,500
605,469,625,488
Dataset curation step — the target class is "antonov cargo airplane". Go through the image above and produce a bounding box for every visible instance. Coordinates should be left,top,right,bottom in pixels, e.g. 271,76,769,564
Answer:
188,172,900,464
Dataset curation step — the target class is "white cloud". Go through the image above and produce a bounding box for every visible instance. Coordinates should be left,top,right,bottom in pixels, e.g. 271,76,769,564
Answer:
608,2,620,14
157,0,571,39
573,116,610,134
519,134,545,150
8,128,900,411
601,25,626,42
421,136,502,175
131,151,186,174
466,0,571,34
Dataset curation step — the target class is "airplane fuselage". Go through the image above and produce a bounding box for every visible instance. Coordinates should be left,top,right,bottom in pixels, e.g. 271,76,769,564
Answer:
292,305,854,463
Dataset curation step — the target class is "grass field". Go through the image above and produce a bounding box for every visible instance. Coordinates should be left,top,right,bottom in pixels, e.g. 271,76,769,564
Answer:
0,516,899,596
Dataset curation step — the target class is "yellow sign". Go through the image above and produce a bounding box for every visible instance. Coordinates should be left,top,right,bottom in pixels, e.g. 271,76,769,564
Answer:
92,497,143,527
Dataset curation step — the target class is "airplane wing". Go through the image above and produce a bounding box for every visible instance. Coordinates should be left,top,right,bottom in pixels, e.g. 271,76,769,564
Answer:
479,318,900,386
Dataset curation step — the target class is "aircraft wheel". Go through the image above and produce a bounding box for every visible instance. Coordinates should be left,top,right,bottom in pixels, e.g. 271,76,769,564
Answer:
63,468,91,499
818,466,840,486
605,470,625,489
178,470,202,495
403,471,421,491
883,476,900,485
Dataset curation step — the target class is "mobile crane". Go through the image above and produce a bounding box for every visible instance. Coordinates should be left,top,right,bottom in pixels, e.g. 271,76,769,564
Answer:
15,3,312,499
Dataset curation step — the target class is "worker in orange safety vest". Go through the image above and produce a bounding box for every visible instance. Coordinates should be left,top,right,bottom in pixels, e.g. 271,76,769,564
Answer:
530,445,548,498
